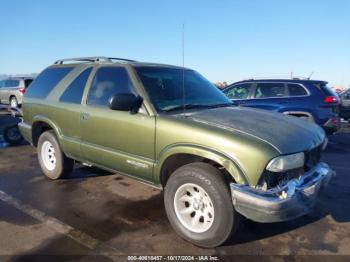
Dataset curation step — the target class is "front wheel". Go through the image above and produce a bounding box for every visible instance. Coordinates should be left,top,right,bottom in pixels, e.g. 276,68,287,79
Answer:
164,162,240,248
37,130,74,180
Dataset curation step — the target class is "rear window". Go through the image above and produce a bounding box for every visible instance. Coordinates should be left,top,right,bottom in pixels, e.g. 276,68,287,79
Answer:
288,84,308,96
25,67,73,98
313,82,337,96
24,79,33,88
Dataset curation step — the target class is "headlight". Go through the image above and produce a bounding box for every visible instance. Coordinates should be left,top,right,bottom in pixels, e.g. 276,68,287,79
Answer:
266,152,305,172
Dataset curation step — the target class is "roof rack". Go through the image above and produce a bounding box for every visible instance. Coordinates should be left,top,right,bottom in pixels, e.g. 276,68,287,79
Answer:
53,56,137,65
242,76,311,81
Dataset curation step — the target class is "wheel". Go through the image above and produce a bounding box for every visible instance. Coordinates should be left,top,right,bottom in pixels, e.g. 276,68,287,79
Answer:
9,97,18,108
37,130,74,179
3,125,23,145
164,162,240,248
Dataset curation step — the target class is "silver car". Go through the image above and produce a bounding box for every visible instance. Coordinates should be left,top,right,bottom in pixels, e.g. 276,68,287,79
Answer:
0,77,34,107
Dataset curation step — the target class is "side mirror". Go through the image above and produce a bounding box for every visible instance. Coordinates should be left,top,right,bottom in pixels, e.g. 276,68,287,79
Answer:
108,93,143,113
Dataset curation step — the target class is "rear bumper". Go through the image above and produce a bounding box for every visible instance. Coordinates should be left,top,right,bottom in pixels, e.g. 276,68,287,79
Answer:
18,122,33,144
230,162,334,223
322,116,341,133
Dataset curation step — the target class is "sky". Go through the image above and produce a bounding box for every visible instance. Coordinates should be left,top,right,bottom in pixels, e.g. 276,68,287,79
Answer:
1,0,349,87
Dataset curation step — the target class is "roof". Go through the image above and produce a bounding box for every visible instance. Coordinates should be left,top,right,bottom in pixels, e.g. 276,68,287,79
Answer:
229,78,327,86
52,56,187,69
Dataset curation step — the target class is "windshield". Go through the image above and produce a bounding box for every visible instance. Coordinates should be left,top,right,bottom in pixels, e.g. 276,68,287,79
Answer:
135,67,232,113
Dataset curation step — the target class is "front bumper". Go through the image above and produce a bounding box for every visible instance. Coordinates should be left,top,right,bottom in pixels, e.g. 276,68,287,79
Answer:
230,162,334,223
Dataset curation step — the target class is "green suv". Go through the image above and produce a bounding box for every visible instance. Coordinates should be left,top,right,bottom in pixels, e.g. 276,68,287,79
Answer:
19,57,334,248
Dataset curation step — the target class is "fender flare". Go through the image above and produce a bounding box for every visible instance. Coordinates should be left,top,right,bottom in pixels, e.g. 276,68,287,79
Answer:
32,115,62,143
154,143,248,185
282,111,315,122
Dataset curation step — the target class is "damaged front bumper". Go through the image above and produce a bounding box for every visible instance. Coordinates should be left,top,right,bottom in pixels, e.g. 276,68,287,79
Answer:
230,162,334,223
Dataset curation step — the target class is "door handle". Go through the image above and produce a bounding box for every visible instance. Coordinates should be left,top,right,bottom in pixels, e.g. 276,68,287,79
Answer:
81,113,90,121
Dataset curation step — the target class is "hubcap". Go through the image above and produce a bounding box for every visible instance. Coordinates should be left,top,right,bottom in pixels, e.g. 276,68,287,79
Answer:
174,183,215,233
41,141,56,171
10,98,17,108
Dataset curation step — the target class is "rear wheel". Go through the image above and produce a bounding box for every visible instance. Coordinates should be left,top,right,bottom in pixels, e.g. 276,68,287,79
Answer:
164,162,240,248
9,97,18,108
37,130,74,179
3,125,23,145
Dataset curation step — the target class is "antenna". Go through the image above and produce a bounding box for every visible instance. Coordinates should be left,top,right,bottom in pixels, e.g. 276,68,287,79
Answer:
308,71,314,80
182,24,186,117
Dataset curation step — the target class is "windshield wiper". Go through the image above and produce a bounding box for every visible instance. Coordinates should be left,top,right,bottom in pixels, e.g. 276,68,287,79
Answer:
163,103,234,112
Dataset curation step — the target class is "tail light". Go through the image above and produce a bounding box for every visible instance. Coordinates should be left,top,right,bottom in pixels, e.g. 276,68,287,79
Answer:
19,88,26,94
324,96,338,103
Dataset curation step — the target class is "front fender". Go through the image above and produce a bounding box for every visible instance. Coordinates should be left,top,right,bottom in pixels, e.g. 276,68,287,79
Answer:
154,144,248,185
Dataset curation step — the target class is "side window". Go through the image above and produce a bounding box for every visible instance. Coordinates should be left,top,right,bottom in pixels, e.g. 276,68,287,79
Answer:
88,67,135,106
224,84,252,99
5,80,19,87
26,67,73,98
288,84,308,96
255,83,286,98
59,67,92,104
0,80,4,88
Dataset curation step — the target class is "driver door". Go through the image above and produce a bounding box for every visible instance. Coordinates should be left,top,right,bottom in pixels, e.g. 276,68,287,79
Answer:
80,66,156,181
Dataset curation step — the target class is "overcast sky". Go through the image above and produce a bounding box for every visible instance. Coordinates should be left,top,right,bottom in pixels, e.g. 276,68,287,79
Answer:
1,0,349,87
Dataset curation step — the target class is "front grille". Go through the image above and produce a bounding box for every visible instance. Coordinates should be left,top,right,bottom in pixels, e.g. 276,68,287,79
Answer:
305,145,322,170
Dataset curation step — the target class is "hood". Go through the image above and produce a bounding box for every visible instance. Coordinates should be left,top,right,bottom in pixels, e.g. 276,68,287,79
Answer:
187,106,325,154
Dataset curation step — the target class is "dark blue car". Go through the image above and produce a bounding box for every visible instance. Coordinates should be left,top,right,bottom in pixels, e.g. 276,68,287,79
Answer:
222,79,340,134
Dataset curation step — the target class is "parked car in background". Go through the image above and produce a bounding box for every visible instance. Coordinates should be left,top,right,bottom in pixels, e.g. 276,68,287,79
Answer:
222,79,340,134
0,77,34,107
339,88,350,120
19,57,334,248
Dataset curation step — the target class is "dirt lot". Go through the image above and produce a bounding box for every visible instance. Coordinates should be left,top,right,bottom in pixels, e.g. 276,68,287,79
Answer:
0,110,350,261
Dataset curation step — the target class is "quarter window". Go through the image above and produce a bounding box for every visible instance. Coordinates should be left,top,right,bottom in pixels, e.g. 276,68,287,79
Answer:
255,83,286,98
224,84,252,99
88,67,135,106
288,84,307,96
60,67,92,104
25,67,73,98
5,80,19,87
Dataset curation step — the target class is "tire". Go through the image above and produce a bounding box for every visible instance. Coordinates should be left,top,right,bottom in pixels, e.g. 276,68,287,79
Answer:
37,130,74,180
9,97,18,108
164,162,240,248
3,125,23,145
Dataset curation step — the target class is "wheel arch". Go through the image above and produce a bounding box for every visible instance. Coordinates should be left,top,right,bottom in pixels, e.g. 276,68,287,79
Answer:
32,116,62,147
155,144,248,188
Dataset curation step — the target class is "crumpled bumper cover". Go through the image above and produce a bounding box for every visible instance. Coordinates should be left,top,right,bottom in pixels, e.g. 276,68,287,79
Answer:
230,162,334,223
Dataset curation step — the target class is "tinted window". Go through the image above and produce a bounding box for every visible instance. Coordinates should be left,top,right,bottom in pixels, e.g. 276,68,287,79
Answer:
135,67,232,112
288,84,308,96
25,67,73,98
224,84,252,99
88,67,134,106
5,80,20,87
0,80,4,88
60,68,92,104
255,83,286,98
314,82,338,97
24,79,33,88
